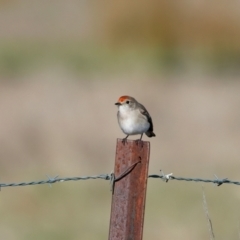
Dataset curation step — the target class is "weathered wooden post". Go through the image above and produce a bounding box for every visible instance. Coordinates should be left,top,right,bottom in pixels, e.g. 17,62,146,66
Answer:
108,139,150,240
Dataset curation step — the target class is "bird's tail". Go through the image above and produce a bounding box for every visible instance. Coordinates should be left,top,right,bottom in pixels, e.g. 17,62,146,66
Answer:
145,131,156,138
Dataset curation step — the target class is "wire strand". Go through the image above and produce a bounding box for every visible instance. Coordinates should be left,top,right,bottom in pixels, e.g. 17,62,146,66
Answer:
0,172,239,188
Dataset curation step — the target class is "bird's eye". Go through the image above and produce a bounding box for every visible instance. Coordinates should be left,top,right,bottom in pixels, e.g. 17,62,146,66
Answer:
126,101,130,104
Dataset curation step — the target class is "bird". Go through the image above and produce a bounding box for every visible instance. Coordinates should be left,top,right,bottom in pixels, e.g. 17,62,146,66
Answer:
115,95,156,144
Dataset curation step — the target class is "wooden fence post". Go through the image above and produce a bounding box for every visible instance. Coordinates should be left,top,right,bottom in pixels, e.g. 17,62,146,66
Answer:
108,139,150,240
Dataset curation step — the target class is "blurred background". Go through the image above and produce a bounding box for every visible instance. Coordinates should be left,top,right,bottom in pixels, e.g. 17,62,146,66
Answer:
0,0,240,239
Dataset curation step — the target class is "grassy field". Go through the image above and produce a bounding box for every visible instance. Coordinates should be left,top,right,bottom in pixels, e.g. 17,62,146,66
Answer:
0,66,240,239
1,41,240,78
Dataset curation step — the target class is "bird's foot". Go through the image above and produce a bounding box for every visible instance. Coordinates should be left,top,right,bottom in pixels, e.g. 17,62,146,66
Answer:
122,137,128,145
135,139,144,147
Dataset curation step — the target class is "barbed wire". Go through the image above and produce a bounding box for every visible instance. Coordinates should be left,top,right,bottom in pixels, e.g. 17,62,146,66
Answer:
0,174,111,188
149,171,239,186
0,170,239,189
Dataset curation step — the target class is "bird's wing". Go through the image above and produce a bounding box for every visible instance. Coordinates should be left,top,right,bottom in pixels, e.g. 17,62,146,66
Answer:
138,104,154,132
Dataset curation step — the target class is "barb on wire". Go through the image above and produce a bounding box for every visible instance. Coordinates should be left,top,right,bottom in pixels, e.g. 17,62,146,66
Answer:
159,170,173,182
46,175,59,188
213,174,228,186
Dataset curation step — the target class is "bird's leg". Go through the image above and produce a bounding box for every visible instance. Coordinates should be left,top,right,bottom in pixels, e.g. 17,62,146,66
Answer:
135,133,143,147
122,135,129,145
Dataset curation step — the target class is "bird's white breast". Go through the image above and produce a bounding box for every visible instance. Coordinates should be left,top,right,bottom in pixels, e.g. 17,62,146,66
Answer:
117,106,150,135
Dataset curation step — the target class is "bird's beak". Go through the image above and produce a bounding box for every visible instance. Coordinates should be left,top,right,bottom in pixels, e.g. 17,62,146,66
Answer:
115,102,121,106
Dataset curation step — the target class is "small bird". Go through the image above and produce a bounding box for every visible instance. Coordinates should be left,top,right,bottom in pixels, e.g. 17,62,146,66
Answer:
115,95,156,144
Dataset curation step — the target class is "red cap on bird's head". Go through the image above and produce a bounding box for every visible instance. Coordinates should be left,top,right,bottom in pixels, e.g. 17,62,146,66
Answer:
118,95,130,103
115,95,132,105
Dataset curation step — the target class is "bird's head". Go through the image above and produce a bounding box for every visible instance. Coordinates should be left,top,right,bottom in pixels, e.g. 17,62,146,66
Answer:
115,96,137,110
